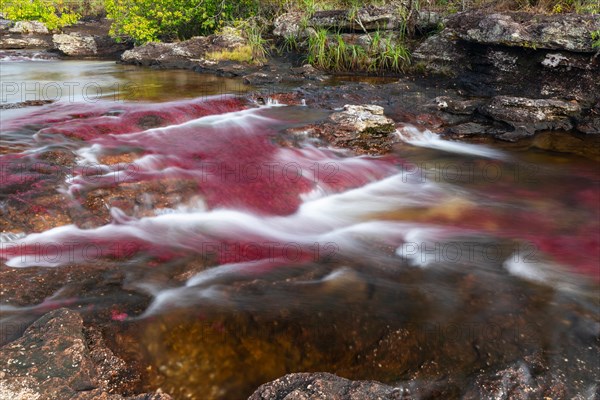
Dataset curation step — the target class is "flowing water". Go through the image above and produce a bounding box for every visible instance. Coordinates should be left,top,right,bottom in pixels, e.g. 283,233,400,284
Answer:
1,56,599,399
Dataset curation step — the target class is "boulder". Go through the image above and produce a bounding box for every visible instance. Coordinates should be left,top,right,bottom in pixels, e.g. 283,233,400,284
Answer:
273,5,407,39
52,33,132,57
121,37,211,67
53,33,97,56
287,104,398,154
0,18,13,31
415,10,444,33
248,372,405,400
412,31,466,75
310,5,402,32
273,12,305,39
8,20,49,34
329,104,396,133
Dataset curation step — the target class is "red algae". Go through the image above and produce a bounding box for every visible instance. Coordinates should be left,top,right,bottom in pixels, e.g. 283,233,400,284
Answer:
1,96,598,280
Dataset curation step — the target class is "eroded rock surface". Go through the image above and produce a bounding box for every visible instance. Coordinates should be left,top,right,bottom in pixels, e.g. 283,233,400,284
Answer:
53,33,98,56
0,36,51,49
9,20,49,34
446,12,600,52
414,11,600,103
480,96,582,139
248,372,405,400
0,309,170,399
285,104,398,155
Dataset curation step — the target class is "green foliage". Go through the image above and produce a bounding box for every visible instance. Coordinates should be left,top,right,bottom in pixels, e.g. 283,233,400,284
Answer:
237,20,270,63
0,0,80,30
306,28,410,73
279,34,300,53
426,0,600,13
592,30,600,48
105,0,259,44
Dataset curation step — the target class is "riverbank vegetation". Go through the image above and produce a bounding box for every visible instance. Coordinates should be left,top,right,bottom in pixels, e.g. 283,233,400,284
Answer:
1,0,598,70
2,0,598,38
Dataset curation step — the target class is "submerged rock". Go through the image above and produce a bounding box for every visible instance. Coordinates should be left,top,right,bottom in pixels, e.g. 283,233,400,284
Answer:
0,309,170,399
463,360,569,400
243,72,282,85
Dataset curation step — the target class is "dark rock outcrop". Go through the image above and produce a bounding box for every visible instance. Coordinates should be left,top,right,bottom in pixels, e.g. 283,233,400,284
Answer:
121,35,240,68
414,12,600,100
446,12,600,52
480,96,581,139
414,11,599,140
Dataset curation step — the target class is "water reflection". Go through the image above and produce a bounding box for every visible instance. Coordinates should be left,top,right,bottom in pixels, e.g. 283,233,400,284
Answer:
0,59,252,108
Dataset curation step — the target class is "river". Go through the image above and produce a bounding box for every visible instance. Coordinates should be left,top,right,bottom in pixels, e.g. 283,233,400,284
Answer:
1,56,598,399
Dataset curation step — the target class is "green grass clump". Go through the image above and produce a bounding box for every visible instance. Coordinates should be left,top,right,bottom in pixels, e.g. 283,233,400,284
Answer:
206,45,255,63
306,28,410,73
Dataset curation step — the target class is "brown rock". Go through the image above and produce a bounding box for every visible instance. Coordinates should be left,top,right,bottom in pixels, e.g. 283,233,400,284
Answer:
0,309,169,399
309,104,398,154
248,372,405,400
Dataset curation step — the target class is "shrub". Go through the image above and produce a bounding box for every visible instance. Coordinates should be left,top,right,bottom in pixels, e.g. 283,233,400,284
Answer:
0,0,80,30
104,0,259,44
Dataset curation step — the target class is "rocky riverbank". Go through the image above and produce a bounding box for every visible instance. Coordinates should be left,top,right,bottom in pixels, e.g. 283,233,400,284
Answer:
114,9,600,143
2,9,598,142
0,18,131,57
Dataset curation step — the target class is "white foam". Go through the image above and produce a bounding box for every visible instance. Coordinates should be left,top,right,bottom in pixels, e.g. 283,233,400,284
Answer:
2,171,452,268
396,125,507,160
